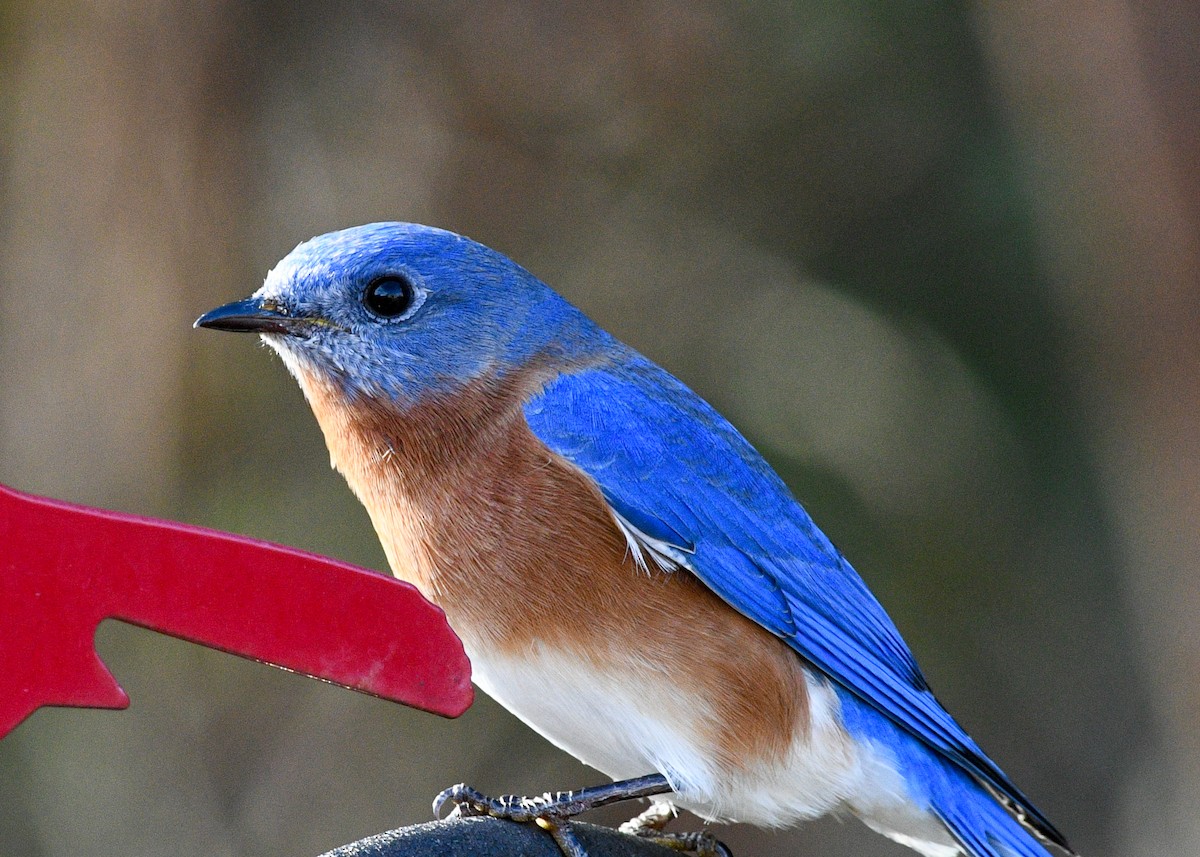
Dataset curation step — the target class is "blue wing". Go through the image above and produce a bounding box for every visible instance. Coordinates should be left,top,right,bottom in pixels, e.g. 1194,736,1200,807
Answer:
524,352,1065,850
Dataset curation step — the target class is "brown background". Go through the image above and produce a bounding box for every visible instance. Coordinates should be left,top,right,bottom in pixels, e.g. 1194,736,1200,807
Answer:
2,3,1197,856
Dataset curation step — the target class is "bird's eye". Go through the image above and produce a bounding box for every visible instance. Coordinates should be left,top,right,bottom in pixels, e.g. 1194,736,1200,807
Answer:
363,276,415,319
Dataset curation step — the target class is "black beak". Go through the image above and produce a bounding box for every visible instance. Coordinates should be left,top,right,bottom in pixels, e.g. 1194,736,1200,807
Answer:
194,298,298,335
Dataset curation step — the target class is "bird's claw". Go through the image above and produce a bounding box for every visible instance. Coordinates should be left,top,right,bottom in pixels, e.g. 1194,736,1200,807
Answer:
434,783,584,823
431,776,726,857
619,803,731,857
619,802,677,835
433,783,480,819
628,830,732,857
434,783,593,857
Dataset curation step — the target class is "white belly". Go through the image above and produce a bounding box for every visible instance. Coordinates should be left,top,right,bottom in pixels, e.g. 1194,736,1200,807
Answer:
466,639,902,827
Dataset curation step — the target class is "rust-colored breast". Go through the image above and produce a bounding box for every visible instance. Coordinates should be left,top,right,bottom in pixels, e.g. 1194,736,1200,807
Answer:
296,367,809,771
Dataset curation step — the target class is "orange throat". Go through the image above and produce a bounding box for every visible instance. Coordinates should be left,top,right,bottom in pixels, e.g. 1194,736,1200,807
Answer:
292,368,626,626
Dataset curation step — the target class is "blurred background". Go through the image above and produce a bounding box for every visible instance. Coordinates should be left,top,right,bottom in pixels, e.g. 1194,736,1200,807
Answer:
0,2,1196,856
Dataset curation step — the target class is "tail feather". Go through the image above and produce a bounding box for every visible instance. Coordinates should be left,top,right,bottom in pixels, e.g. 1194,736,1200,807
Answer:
835,687,1067,857
933,770,1057,857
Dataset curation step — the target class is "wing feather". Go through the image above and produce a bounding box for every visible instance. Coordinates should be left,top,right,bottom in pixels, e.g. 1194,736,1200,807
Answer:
523,355,1066,850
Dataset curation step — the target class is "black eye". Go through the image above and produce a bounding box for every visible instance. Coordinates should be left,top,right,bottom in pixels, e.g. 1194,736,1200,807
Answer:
363,276,415,319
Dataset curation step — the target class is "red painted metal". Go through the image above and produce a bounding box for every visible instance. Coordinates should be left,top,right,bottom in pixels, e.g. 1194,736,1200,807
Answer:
0,481,473,738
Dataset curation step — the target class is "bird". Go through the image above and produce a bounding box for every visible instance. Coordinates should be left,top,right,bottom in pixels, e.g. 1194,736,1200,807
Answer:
196,222,1073,857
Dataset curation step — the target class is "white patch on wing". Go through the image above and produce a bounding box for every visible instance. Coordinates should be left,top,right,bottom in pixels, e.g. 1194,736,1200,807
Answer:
607,505,693,574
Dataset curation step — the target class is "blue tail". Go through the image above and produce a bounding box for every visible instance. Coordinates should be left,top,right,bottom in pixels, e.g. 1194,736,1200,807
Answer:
932,768,1054,857
836,688,1060,857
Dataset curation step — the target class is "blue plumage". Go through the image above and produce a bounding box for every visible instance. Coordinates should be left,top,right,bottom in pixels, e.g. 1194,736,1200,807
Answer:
525,356,1063,855
200,222,1071,857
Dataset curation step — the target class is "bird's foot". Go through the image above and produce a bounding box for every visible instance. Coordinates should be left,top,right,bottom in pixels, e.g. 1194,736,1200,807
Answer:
619,802,678,835
433,774,673,823
434,774,695,857
619,803,732,857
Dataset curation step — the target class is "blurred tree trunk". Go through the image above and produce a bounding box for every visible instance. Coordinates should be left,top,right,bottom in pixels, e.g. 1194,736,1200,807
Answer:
975,3,1200,855
0,0,238,512
0,3,248,854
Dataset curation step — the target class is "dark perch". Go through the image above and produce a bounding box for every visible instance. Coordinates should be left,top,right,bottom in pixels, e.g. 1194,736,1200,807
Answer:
319,817,688,857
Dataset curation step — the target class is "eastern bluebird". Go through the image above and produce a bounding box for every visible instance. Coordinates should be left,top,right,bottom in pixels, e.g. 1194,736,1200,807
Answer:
196,223,1073,857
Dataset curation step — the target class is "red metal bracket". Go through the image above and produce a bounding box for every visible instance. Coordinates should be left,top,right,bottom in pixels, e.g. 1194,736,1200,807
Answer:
0,481,473,738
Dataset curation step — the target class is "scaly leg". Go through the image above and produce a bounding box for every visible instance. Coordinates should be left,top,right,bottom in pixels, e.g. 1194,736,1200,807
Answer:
433,774,728,857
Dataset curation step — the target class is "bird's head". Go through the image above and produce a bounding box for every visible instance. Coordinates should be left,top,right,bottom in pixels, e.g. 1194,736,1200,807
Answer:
196,222,605,406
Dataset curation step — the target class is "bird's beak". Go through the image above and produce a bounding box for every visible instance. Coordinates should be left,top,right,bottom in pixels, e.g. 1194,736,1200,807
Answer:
194,297,300,335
